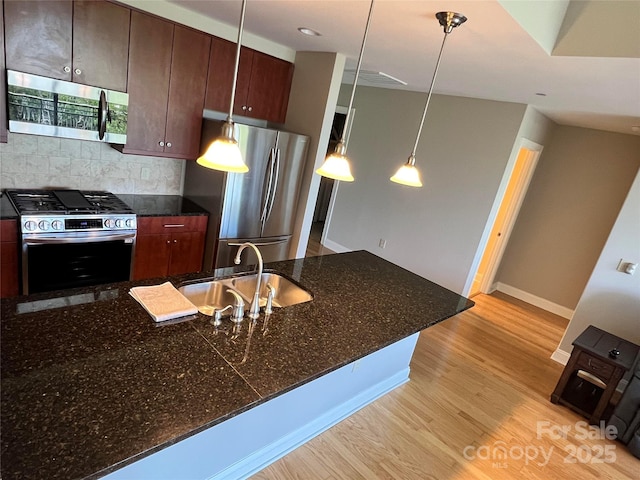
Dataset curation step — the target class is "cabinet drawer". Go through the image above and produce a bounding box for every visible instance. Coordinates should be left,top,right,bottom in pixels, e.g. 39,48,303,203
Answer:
576,352,615,381
137,216,207,234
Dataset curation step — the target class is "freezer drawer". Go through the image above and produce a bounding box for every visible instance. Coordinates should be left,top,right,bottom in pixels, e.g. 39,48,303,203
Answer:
215,236,291,269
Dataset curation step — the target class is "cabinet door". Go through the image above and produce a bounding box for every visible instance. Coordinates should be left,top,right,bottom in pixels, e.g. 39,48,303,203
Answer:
232,49,254,116
204,36,237,113
4,0,73,80
1,0,7,143
133,233,171,280
168,232,205,275
125,11,173,155
245,51,294,123
72,0,130,92
0,220,19,298
164,26,211,159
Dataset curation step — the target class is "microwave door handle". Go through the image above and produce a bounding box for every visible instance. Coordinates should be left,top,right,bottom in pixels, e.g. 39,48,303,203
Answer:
98,90,108,140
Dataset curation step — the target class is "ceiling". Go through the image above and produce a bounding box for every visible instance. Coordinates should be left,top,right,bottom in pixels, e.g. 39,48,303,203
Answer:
169,0,640,136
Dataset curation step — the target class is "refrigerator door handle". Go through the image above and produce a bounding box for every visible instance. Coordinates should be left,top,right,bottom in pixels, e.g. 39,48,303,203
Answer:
260,148,276,228
264,148,281,225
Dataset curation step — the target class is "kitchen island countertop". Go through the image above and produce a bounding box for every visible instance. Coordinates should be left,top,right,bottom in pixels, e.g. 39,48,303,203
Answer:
0,250,473,479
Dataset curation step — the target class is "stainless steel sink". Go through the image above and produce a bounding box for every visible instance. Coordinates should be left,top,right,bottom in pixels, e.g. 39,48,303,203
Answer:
178,271,312,315
226,272,313,308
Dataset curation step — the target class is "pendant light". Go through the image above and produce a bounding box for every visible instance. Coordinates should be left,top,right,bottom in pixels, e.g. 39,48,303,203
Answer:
316,0,375,182
197,0,249,173
390,11,467,187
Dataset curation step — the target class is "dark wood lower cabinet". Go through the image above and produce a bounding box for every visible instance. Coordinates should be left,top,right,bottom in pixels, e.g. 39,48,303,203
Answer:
1,220,19,298
133,216,207,281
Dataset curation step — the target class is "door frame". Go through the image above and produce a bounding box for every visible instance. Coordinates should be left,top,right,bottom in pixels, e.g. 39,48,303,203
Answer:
464,137,543,296
320,105,355,246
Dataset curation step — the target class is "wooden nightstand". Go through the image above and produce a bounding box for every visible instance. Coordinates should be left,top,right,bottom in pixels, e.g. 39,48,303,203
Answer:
551,325,640,425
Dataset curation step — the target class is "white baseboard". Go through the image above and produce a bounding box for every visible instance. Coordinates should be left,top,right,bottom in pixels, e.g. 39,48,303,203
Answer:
551,348,570,365
322,238,351,254
495,282,574,319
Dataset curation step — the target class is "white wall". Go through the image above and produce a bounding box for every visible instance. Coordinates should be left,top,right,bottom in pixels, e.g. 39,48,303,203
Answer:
0,132,184,195
556,168,640,355
496,127,640,310
325,86,527,294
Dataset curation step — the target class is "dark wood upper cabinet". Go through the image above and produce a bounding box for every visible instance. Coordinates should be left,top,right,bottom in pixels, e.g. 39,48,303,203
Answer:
164,26,212,159
4,0,130,91
125,11,173,156
1,0,7,143
123,11,211,159
72,1,131,92
244,50,294,123
205,39,294,124
4,0,73,80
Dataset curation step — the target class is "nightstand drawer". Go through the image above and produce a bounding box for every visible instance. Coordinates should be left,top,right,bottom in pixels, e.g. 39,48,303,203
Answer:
576,352,615,381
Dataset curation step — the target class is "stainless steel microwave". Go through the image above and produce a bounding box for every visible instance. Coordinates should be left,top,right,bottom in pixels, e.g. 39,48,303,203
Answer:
6,70,128,144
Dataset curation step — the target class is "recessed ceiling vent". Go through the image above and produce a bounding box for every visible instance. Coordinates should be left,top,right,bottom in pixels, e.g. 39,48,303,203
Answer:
342,69,407,87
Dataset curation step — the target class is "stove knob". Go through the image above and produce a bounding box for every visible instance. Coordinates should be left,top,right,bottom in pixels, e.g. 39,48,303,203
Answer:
115,219,123,228
24,220,37,232
51,220,64,231
104,219,114,228
38,220,50,231
125,219,134,228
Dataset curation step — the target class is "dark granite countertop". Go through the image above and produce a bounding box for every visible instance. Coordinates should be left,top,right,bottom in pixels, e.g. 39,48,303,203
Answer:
0,251,474,480
116,194,208,217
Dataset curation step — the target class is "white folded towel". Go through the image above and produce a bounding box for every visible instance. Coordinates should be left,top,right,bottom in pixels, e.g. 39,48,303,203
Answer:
129,282,198,322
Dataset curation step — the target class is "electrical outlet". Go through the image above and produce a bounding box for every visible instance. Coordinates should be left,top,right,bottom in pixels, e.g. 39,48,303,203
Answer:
617,259,638,275
378,238,387,249
141,167,150,180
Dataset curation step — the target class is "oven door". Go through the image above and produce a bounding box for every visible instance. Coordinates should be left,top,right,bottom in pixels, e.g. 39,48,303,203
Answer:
22,231,136,295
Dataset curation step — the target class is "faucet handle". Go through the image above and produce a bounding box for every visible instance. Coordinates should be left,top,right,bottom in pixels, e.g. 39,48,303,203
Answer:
226,289,245,323
265,283,276,315
211,305,232,326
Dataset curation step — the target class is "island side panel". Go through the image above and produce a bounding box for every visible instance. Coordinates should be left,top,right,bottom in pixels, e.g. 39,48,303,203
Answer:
102,333,420,480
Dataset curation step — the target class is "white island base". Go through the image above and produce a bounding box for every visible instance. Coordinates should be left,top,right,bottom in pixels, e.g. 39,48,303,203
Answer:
105,333,420,479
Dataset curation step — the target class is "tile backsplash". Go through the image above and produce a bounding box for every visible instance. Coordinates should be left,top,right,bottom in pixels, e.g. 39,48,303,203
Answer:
0,133,185,195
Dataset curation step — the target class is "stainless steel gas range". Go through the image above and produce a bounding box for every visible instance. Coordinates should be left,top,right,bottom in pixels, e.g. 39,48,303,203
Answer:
6,189,137,295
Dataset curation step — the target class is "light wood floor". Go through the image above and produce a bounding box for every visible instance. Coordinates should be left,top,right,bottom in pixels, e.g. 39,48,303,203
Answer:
252,292,639,479
306,222,336,257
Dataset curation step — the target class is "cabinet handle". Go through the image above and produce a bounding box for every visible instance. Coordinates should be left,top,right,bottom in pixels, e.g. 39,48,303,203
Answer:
74,68,82,75
247,106,253,112
63,66,71,73
166,142,172,148
166,240,170,244
173,239,177,243
588,358,598,369
242,105,247,111
159,141,165,147
163,224,185,228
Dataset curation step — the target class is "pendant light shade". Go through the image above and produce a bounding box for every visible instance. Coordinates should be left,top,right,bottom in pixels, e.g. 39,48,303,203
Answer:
389,155,422,187
198,0,249,173
391,11,467,188
197,120,248,173
316,0,375,182
315,141,354,182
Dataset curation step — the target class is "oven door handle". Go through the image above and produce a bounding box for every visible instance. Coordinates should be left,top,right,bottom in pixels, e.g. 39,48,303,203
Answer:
23,232,136,245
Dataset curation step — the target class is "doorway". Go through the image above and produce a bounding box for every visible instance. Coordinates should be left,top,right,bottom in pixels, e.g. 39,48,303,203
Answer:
469,139,543,296
310,107,351,248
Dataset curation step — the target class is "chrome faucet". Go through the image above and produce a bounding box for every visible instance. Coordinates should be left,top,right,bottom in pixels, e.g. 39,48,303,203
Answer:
234,242,263,319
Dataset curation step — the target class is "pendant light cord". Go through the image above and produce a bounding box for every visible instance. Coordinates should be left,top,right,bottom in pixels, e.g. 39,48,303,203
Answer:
228,0,247,120
340,0,375,147
409,29,449,162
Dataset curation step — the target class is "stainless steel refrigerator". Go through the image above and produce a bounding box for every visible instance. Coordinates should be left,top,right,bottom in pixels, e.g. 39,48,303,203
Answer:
184,119,309,270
